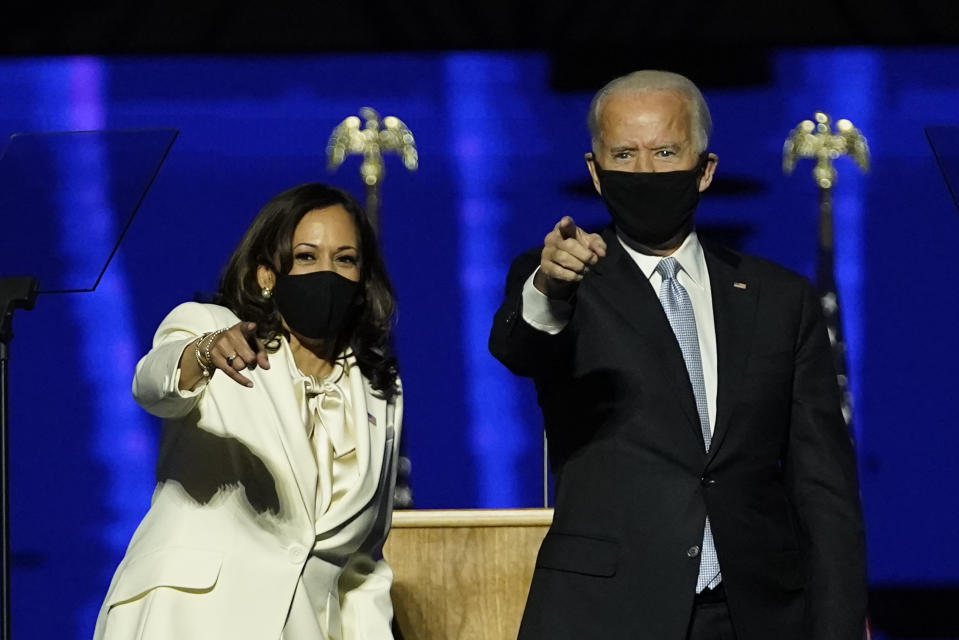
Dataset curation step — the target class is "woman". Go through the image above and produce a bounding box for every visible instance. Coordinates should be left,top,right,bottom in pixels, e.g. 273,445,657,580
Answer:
94,183,402,640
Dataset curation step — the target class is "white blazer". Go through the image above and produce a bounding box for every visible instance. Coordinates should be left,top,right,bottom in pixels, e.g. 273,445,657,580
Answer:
94,302,403,640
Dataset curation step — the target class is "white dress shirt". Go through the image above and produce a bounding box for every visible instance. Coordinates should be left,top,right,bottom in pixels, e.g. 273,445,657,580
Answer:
521,230,718,434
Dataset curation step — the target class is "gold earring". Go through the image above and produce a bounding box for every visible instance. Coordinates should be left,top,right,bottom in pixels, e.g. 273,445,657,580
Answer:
262,287,272,299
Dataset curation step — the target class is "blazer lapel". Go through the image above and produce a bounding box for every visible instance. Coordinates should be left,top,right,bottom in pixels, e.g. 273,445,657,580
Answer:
257,343,319,523
314,353,389,533
704,244,757,465
589,228,705,446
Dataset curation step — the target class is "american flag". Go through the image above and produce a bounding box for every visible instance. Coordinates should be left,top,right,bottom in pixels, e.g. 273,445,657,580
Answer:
815,221,869,640
816,245,854,435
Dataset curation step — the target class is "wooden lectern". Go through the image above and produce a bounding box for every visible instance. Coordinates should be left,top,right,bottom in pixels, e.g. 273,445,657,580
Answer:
383,508,553,640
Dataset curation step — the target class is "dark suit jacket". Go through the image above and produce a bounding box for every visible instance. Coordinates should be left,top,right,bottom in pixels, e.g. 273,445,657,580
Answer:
489,227,866,640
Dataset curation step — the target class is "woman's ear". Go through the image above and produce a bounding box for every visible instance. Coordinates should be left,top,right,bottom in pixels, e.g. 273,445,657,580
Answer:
256,265,276,291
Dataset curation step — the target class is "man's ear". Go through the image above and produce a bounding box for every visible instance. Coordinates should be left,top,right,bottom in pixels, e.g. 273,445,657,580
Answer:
585,152,602,195
256,265,276,290
698,152,719,192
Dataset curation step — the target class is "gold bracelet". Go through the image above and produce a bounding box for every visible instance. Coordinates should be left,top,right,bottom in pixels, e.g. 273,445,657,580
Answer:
194,332,214,377
201,328,228,376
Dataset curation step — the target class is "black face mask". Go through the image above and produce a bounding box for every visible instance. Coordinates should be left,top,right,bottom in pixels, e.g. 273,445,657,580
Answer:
273,270,360,340
593,154,707,247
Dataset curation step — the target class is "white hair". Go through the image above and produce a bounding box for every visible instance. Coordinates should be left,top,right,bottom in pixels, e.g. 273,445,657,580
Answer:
587,70,712,154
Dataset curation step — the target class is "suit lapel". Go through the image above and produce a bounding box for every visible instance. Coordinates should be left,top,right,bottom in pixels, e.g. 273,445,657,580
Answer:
589,228,705,446
257,343,319,522
703,244,757,464
314,352,388,533
259,346,390,531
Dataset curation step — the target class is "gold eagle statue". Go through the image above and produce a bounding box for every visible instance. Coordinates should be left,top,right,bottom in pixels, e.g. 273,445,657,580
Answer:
783,111,869,189
326,107,418,188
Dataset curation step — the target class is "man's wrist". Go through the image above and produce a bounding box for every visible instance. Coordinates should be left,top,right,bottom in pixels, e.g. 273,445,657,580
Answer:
534,268,577,301
522,269,572,335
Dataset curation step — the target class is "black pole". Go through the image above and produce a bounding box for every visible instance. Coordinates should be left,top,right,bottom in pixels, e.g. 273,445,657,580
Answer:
0,277,38,640
1,339,11,640
366,181,380,234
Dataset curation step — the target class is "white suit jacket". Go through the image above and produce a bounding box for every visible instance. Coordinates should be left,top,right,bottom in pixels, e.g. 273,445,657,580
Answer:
94,302,403,640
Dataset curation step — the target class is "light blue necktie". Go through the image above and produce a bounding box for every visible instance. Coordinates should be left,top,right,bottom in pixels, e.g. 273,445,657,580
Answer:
656,256,722,592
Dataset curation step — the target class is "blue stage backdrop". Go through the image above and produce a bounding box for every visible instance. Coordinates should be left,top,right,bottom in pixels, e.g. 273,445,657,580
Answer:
0,48,957,639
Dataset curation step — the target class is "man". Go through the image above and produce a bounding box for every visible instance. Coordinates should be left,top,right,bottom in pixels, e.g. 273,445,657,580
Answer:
488,70,866,640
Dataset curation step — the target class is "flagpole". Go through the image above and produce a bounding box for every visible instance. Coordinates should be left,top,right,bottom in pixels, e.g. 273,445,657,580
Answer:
326,107,418,234
783,111,869,432
783,111,871,640
327,107,418,508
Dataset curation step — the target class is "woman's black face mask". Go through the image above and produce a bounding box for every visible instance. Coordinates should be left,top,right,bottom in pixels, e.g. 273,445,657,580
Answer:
273,270,360,340
592,153,708,247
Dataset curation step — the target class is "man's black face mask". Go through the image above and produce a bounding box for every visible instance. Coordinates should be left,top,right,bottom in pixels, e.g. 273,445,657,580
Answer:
592,153,708,247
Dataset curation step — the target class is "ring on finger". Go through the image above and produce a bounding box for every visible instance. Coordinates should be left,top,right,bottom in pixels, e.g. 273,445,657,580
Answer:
225,353,237,365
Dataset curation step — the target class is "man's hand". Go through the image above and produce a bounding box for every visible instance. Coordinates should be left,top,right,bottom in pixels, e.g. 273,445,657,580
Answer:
534,216,607,300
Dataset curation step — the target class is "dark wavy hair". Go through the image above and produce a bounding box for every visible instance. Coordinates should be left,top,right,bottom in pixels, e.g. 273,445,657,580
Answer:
213,183,399,399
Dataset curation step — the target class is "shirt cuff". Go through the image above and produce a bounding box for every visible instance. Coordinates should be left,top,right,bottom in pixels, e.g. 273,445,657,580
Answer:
521,268,572,335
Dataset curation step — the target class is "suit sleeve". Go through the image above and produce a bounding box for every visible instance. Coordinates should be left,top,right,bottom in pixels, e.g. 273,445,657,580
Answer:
132,302,220,419
785,280,867,640
488,248,575,379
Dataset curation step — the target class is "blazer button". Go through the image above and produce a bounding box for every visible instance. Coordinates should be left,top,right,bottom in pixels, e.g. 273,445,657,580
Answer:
700,476,716,487
687,545,701,558
288,544,308,564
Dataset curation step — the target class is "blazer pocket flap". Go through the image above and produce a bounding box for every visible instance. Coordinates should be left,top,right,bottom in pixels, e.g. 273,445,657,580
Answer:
108,547,223,607
536,532,619,577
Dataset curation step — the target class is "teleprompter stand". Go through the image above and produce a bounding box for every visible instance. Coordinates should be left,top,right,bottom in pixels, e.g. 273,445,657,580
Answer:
0,129,177,639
